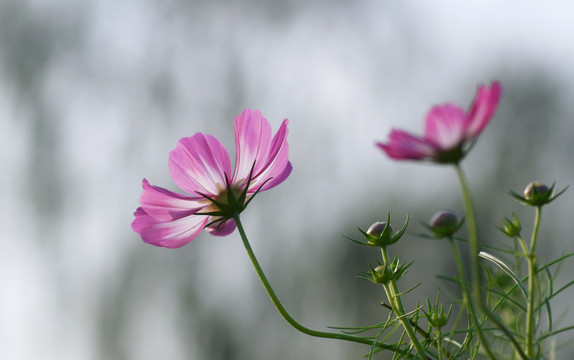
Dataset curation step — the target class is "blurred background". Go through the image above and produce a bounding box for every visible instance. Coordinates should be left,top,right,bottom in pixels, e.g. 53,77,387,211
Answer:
2,0,574,359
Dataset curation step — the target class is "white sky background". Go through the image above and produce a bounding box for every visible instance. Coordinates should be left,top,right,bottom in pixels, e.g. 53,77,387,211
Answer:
2,1,574,359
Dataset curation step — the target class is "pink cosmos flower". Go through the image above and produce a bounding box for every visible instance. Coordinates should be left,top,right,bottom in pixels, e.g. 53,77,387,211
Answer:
377,82,502,163
132,109,292,248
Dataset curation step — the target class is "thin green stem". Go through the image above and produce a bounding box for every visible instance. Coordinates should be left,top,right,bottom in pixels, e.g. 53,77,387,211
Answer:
516,235,529,267
379,247,428,359
447,238,473,351
454,165,481,307
526,206,542,358
513,236,525,278
382,301,456,358
448,238,498,359
232,213,411,356
436,327,444,360
454,165,528,360
530,207,542,255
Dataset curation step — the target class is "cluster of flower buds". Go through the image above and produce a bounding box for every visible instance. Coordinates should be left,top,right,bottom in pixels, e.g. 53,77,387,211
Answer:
510,181,568,207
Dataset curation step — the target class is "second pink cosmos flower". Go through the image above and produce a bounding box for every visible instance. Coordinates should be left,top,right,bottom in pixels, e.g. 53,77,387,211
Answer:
132,109,292,248
377,82,502,164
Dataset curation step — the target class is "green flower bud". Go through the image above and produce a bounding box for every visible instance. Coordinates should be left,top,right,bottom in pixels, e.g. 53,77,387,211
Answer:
425,290,452,329
497,213,522,238
425,303,450,328
363,257,411,284
429,210,462,238
372,264,395,284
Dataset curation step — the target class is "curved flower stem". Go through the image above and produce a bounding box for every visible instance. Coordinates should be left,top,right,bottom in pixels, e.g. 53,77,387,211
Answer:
379,247,428,359
526,206,542,358
454,165,528,360
232,213,410,356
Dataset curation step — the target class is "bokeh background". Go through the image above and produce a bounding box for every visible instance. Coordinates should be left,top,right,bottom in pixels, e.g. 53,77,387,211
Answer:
2,0,574,359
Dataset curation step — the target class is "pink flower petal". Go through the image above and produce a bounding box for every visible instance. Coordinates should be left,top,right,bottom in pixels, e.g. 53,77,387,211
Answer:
256,161,292,192
465,81,502,138
206,218,237,236
169,133,232,196
377,129,436,160
424,104,466,150
232,109,272,184
138,179,206,222
132,207,209,248
131,207,151,234
248,119,292,192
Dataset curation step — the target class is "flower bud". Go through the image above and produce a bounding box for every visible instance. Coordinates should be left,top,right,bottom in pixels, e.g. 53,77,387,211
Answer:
367,222,393,237
510,181,567,207
425,292,452,329
497,213,522,238
372,265,394,284
374,265,386,272
428,210,462,238
524,182,550,201
425,304,450,328
354,214,408,248
363,221,394,247
365,257,411,284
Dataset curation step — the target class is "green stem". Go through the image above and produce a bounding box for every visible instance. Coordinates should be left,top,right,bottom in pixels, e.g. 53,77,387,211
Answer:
380,247,428,359
454,165,481,307
448,237,497,359
232,213,410,356
381,301,455,358
447,238,473,352
436,327,444,360
525,207,542,357
530,207,542,255
454,165,528,360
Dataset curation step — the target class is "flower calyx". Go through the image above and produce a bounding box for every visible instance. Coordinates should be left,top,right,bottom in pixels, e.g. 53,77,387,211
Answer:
497,212,522,238
510,181,568,208
424,293,452,329
353,214,409,248
361,256,412,285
